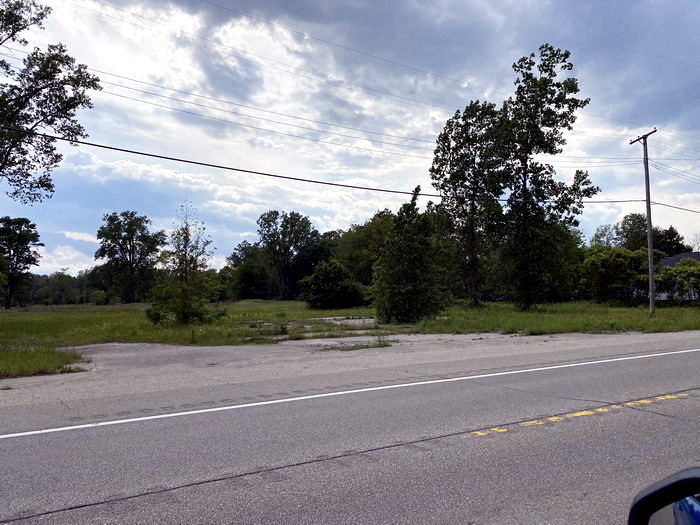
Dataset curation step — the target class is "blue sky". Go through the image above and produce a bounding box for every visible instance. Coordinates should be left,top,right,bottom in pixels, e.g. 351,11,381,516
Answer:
2,0,700,274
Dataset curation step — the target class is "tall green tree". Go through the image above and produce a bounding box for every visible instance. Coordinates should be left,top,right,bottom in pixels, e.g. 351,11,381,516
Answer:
615,213,648,251
0,216,43,308
334,210,394,286
594,213,692,255
0,0,101,202
499,44,599,309
430,100,506,305
95,211,166,303
147,203,220,324
225,240,275,300
373,188,450,323
256,210,319,299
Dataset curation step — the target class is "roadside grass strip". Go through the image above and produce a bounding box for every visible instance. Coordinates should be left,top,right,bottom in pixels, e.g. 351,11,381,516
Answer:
0,346,86,379
469,392,690,438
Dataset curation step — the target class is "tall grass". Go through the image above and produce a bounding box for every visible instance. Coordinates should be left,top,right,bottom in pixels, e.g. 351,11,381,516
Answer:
0,301,698,350
0,301,377,348
0,346,85,378
417,301,700,335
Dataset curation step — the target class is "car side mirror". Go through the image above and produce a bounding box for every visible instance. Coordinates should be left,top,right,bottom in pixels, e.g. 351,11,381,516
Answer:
629,468,700,525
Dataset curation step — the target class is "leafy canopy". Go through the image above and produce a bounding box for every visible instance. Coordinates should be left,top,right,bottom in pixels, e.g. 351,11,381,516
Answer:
0,0,100,202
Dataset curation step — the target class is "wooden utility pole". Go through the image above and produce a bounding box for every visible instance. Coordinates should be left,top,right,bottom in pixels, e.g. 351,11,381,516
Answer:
629,128,657,314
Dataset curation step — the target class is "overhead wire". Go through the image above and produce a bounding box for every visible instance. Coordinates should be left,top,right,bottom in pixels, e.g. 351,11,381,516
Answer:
0,125,654,207
100,90,436,160
2,48,435,144
65,0,700,151
100,81,436,151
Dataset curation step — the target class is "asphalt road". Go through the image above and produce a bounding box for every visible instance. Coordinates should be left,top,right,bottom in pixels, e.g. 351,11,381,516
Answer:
1,331,700,524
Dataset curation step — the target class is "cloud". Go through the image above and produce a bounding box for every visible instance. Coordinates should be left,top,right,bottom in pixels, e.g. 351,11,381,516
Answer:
36,246,97,276
62,231,99,244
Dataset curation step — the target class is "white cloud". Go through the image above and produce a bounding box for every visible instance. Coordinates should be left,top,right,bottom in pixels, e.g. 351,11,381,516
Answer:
62,231,99,244
36,246,97,276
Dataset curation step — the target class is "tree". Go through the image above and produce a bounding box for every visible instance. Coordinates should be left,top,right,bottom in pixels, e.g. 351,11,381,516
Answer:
582,245,665,304
499,44,599,309
95,211,166,303
597,214,692,255
655,225,693,256
300,260,364,309
590,224,618,247
373,188,451,323
334,210,394,286
615,213,648,251
256,210,319,299
658,258,700,302
430,100,506,305
225,241,275,300
146,203,222,324
0,216,43,308
691,232,700,252
0,0,101,202
0,254,8,298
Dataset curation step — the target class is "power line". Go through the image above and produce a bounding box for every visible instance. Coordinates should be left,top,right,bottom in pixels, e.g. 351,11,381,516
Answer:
101,81,435,151
650,161,700,186
101,90,435,160
3,48,435,144
95,90,658,168
0,125,651,206
0,51,662,168
652,201,700,215
66,0,700,148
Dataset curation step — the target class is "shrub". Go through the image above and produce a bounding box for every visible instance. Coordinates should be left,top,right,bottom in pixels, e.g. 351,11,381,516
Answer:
90,289,107,305
300,260,364,309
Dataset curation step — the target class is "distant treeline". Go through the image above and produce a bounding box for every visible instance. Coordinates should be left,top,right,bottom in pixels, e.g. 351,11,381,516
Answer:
1,208,697,311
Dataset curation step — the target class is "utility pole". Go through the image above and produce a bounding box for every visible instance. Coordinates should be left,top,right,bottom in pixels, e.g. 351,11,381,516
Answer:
629,128,657,315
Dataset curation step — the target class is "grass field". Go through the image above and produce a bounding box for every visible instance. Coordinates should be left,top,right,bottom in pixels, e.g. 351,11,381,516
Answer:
418,301,700,335
0,301,381,348
0,301,698,353
0,346,87,379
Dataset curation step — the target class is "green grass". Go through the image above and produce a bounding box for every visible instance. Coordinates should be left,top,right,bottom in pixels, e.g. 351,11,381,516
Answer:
0,301,376,348
0,346,87,378
417,301,700,335
0,300,698,351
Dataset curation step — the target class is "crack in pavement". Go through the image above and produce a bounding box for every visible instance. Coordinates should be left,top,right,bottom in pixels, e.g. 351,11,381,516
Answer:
470,379,613,405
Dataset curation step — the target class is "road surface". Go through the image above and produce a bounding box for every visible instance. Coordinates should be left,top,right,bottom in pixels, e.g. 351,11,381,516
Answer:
1,331,699,523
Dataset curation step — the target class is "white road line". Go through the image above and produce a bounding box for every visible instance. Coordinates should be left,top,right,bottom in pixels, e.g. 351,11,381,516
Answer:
2,347,699,440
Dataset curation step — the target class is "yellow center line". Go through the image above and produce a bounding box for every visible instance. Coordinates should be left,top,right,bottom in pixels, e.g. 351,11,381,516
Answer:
466,390,692,440
520,420,544,427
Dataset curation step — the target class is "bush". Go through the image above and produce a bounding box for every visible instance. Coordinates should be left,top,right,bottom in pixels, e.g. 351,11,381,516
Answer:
90,289,107,305
146,280,227,324
658,258,700,303
300,260,364,309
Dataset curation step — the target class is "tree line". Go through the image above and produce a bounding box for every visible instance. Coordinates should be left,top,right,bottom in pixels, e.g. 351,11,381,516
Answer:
0,204,697,315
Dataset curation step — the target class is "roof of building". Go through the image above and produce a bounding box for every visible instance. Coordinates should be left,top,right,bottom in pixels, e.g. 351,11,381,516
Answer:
659,252,700,268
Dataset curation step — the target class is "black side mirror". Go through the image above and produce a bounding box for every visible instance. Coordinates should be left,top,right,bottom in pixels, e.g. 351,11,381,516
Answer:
629,467,700,525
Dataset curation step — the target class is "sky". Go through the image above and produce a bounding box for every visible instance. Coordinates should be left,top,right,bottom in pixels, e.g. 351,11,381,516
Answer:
2,0,700,274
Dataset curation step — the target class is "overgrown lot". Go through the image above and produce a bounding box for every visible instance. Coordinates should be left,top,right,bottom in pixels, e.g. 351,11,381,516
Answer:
0,301,698,352
0,301,382,348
